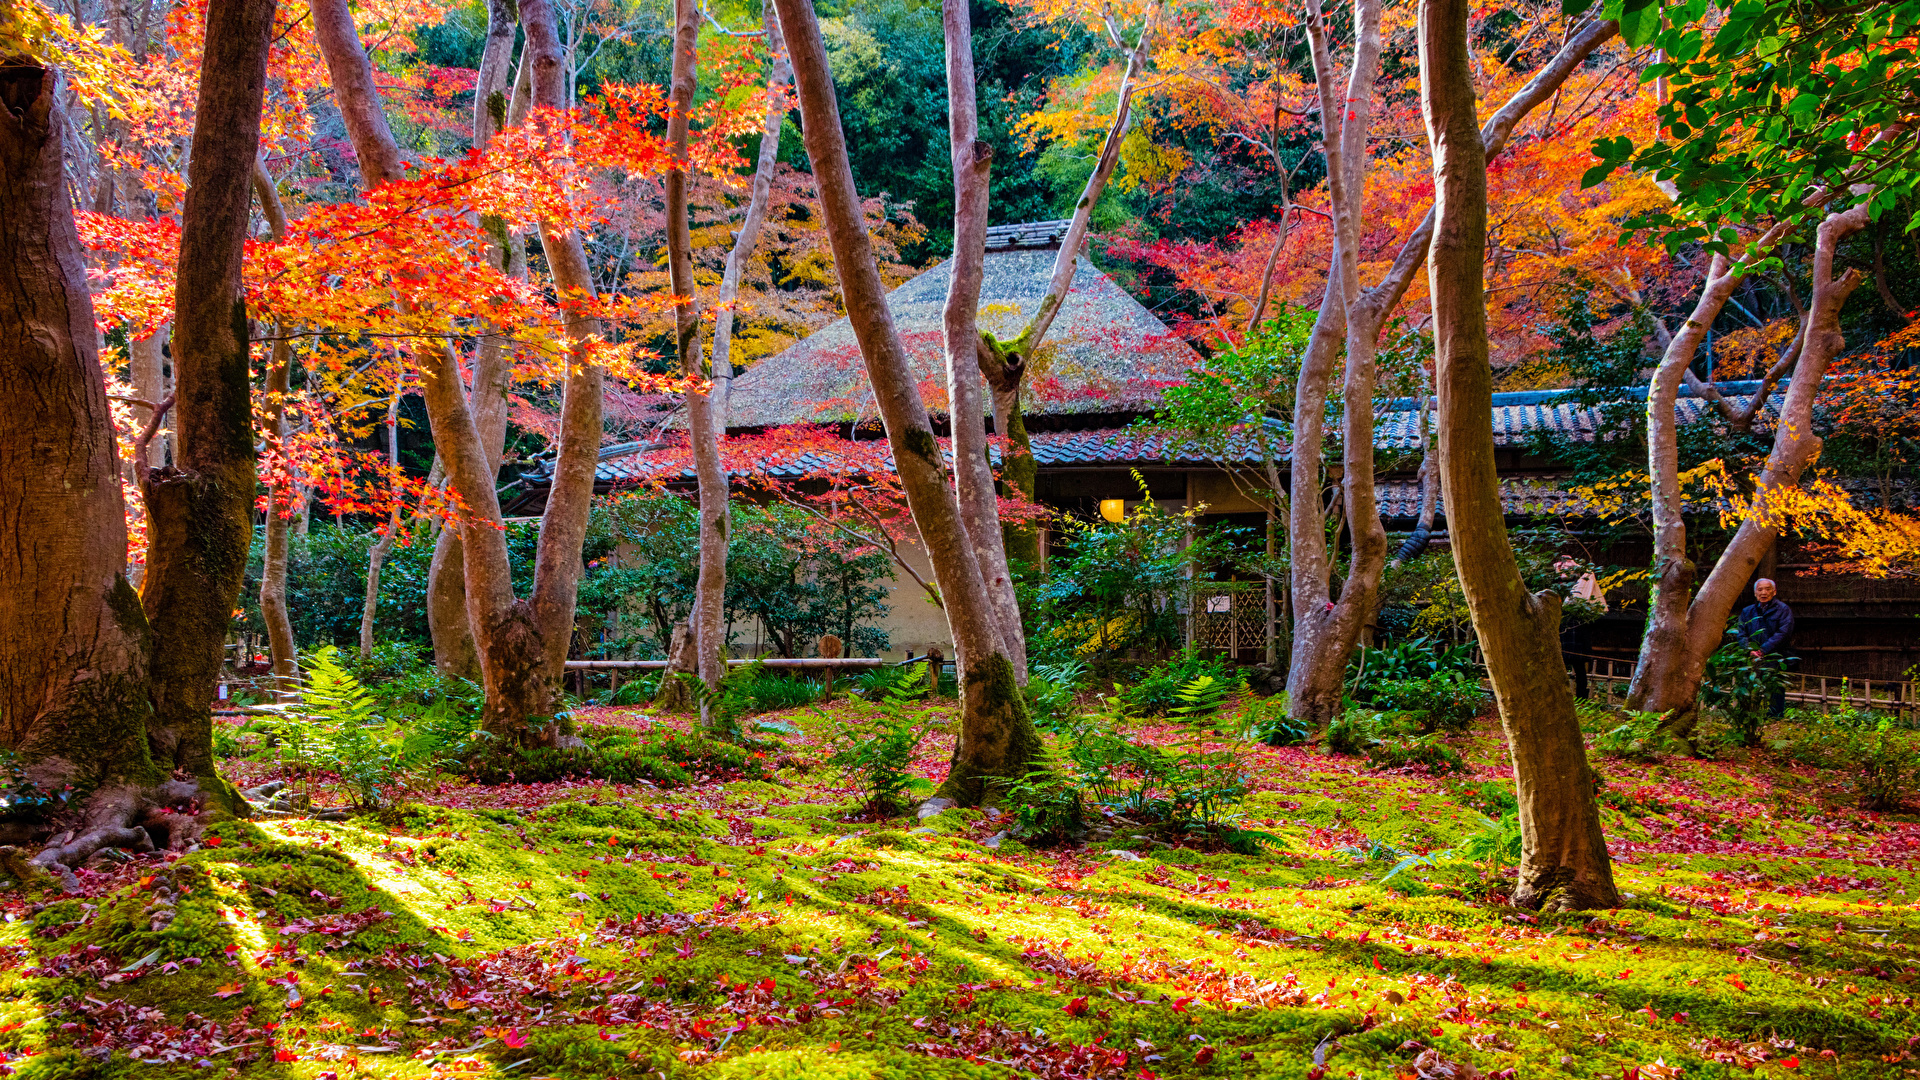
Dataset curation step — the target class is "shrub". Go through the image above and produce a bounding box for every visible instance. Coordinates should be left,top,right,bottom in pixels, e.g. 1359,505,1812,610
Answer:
1367,671,1488,732
1118,649,1240,717
592,675,662,707
1025,659,1089,733
1594,710,1682,762
1352,636,1477,684
852,665,925,701
249,646,480,807
731,671,823,714
1702,639,1792,746
997,753,1084,844
823,684,936,813
460,727,773,787
1242,695,1312,747
1056,706,1254,837
1325,710,1384,757
1365,732,1469,774
1168,674,1233,731
1784,712,1920,811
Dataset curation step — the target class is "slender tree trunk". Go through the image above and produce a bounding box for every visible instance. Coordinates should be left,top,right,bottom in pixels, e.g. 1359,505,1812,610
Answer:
252,158,299,694
671,4,793,725
429,0,522,680
943,0,1026,682
664,0,730,729
0,60,160,805
772,0,1041,805
1390,395,1438,568
521,0,608,692
970,9,1158,636
1421,0,1618,910
359,384,404,662
1637,205,1870,711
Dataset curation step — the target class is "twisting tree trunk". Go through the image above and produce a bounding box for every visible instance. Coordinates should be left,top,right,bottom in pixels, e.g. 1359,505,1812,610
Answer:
1285,0,1381,722
1421,0,1618,910
252,158,299,695
663,0,730,728
942,0,1026,683
771,0,1041,805
1626,224,1792,728
1630,204,1870,713
429,0,522,680
1284,13,1620,723
310,0,600,746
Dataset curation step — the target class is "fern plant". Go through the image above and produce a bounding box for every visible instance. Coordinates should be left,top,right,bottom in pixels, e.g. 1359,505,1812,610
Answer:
824,681,935,813
250,646,477,809
1168,674,1231,732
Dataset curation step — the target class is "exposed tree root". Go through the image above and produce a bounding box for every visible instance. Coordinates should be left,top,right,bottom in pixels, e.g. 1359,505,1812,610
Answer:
25,780,214,893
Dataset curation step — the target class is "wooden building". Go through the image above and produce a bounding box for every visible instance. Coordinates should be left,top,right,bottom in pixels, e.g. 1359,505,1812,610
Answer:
518,222,1920,679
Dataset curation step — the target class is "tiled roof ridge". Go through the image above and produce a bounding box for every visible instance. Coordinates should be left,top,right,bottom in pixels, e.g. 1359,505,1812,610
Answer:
983,220,1072,251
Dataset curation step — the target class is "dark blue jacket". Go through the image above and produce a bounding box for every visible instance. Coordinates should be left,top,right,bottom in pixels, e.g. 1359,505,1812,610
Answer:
1736,598,1794,655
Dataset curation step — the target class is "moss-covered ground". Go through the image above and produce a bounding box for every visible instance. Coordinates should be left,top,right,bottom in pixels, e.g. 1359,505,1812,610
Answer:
1,697,1915,1080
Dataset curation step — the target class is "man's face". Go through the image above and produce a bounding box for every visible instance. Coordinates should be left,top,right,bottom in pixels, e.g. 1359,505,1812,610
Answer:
1754,581,1777,603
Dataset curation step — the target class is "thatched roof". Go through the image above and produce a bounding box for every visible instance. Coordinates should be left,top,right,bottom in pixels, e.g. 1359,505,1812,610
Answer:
724,227,1199,429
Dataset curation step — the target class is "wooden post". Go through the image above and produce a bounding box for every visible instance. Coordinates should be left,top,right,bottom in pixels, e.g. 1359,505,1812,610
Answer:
926,648,943,699
818,634,842,700
1229,592,1240,657
1264,509,1278,666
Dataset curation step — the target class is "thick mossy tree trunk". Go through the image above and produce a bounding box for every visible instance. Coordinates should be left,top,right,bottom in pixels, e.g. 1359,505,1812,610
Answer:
0,62,162,802
773,0,1042,805
139,0,277,804
0,0,273,887
1421,0,1619,911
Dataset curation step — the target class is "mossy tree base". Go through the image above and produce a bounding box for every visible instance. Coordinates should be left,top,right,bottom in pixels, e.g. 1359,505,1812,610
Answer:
934,653,1046,806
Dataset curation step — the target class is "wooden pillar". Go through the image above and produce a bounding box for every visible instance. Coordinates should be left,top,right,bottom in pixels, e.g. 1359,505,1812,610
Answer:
818,634,842,700
1265,508,1278,666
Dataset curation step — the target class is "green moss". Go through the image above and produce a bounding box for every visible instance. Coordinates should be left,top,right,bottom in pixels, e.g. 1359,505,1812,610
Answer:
8,698,1915,1080
12,1048,140,1080
900,427,939,465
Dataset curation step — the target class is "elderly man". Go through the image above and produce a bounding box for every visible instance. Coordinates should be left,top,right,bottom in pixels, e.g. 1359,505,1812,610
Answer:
1736,578,1795,716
